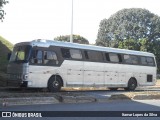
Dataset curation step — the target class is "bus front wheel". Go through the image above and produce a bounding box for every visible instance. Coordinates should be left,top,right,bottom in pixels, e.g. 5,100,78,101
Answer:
48,76,62,92
125,78,137,91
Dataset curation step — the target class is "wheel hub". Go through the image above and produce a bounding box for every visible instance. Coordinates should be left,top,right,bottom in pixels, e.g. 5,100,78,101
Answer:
53,81,59,87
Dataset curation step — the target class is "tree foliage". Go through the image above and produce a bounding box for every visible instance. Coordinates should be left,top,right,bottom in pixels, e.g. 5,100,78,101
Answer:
0,0,8,21
118,39,140,50
96,8,160,72
54,34,89,44
96,8,160,46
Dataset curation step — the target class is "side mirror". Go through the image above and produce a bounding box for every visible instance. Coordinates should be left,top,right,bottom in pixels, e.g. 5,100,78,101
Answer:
7,52,11,61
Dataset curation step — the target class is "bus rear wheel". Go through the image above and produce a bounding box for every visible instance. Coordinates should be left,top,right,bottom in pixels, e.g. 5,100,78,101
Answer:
48,76,62,92
125,78,137,91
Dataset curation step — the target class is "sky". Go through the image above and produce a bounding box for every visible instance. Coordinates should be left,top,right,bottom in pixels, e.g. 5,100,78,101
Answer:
0,0,160,44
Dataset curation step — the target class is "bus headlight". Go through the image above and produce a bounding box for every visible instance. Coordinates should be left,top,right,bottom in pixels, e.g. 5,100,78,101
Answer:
23,75,28,80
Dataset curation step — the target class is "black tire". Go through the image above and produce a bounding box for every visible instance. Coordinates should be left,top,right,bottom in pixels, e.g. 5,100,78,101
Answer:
108,88,118,91
125,78,137,91
48,76,62,92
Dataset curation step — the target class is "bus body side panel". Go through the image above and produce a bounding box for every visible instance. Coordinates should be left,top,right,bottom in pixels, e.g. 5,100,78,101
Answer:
27,65,63,88
104,63,156,88
135,66,157,86
83,61,104,87
27,63,156,88
104,63,128,87
104,63,118,86
60,60,84,87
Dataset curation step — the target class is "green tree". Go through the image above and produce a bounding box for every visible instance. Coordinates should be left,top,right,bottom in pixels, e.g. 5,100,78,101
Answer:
118,39,140,50
96,8,160,47
0,0,8,21
54,34,89,44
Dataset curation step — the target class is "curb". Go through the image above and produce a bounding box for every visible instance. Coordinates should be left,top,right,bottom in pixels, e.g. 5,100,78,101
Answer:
109,94,132,100
133,94,160,100
0,97,59,106
59,96,96,103
109,94,160,100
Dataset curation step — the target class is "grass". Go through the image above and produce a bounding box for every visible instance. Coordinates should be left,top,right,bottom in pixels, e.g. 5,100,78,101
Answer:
0,36,13,86
0,36,13,72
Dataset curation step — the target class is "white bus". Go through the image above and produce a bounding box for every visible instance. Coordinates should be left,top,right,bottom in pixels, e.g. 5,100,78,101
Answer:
7,39,157,92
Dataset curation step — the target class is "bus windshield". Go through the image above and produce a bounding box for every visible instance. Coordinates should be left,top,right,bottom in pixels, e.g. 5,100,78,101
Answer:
9,45,32,63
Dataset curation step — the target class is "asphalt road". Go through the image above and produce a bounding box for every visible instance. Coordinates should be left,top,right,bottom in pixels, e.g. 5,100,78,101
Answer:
1,100,160,120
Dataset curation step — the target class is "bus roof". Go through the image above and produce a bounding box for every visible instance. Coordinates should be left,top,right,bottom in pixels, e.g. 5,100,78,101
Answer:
15,39,155,57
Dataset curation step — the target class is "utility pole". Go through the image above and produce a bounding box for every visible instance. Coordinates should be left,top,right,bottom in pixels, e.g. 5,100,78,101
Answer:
70,0,73,43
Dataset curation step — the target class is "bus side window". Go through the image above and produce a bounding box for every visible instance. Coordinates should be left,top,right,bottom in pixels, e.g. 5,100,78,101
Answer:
94,51,103,61
131,55,138,64
123,55,132,64
109,53,119,63
44,51,58,65
84,50,103,62
124,55,139,65
61,48,71,59
70,49,82,59
146,57,155,66
31,50,43,64
140,57,147,65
